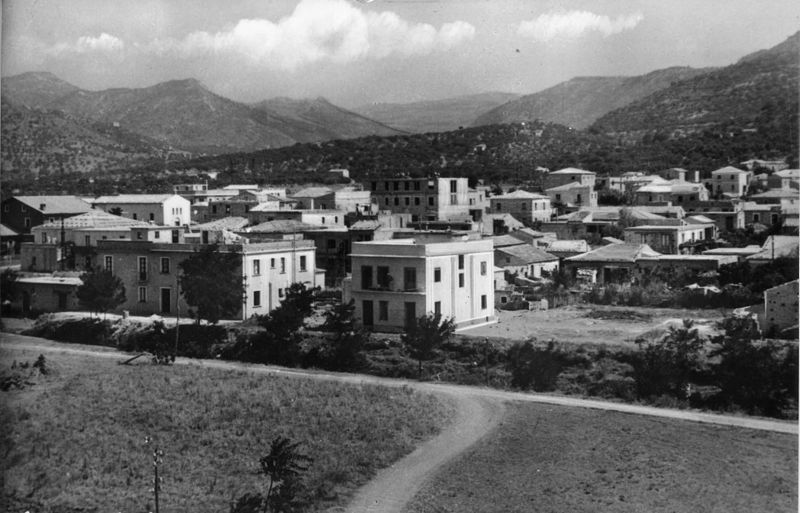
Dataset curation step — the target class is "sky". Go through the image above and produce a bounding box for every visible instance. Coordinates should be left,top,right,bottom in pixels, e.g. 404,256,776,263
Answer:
3,0,799,108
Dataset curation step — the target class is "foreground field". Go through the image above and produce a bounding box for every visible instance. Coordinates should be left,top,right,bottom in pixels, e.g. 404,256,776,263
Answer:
405,401,797,513
0,345,451,512
463,305,730,346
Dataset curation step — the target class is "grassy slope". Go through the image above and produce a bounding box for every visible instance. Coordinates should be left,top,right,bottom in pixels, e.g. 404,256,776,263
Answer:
405,402,797,513
0,346,452,512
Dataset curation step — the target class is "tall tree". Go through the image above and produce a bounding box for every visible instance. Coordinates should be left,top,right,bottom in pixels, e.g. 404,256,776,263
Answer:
76,268,126,317
178,244,244,324
402,312,456,378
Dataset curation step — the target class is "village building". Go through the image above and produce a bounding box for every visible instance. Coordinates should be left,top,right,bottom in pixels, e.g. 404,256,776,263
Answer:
494,244,559,279
683,200,745,232
368,177,473,222
544,167,596,190
92,194,191,226
489,190,553,224
746,236,800,265
766,169,800,190
1,195,93,235
623,223,712,254
247,208,347,228
13,274,83,314
762,280,799,335
314,187,373,214
708,166,751,197
345,237,496,331
634,181,709,205
545,182,598,209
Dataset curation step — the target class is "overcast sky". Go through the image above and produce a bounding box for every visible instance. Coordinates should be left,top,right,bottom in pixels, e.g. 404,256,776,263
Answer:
3,0,799,108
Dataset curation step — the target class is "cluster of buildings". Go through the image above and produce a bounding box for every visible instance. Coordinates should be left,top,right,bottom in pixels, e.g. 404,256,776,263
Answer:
2,162,797,333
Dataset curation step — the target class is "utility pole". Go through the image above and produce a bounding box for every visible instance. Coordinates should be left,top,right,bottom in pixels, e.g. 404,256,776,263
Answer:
174,272,180,362
145,436,164,513
484,337,490,387
60,217,66,271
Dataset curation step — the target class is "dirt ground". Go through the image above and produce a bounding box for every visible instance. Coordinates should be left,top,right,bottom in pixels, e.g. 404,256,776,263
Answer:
461,305,730,347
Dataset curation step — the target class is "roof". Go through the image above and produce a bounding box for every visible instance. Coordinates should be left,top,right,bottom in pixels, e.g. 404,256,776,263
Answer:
12,195,92,214
685,215,716,224
291,187,333,198
747,236,800,261
350,220,382,231
550,167,595,175
546,240,590,253
565,243,661,263
773,169,800,179
636,180,705,194
602,237,625,244
37,210,149,229
702,245,762,256
750,189,799,199
491,190,549,200
545,182,594,192
496,244,558,265
563,208,665,223
18,276,83,286
0,224,19,237
764,280,799,294
246,220,319,233
491,234,526,248
712,166,749,175
191,217,250,231
93,194,178,204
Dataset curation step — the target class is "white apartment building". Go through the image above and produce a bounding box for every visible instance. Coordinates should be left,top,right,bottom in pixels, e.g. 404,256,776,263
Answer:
368,177,472,222
345,237,496,331
93,194,191,226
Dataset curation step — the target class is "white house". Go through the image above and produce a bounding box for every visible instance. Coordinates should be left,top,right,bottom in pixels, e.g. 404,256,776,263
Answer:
93,194,191,226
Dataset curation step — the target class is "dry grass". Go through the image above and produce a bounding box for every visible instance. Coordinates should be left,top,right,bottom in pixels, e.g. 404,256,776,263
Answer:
405,401,797,513
0,346,452,512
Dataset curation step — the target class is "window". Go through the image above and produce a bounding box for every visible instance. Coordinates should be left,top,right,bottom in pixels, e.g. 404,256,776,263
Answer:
280,257,286,273
137,231,144,240
154,231,160,239
481,294,487,309
385,197,390,205
521,202,527,210
434,301,441,315
384,181,390,190
414,181,421,191
253,259,261,276
404,197,410,206
20,205,26,212
458,254,464,270
84,235,91,246
24,217,31,228
434,267,441,282
450,180,457,193
480,261,487,276
300,255,307,272
404,181,410,191
379,301,388,321
270,258,275,268
41,233,47,243
361,265,373,289
132,213,138,220
403,267,417,290
459,273,464,288
253,291,261,307
495,202,501,211
450,194,457,205
278,288,284,298
394,182,400,191
149,213,155,222
212,205,218,214
161,257,170,274
377,266,390,288
555,194,561,201
138,256,148,281
394,197,399,206
104,256,113,272
428,197,434,206
415,197,420,206
138,287,147,303
371,182,377,191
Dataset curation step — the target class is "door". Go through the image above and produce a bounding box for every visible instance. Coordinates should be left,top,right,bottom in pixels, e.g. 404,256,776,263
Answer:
404,302,416,328
160,288,171,314
362,300,374,326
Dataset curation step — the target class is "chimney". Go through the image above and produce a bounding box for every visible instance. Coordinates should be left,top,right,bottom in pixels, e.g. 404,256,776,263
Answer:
40,203,46,211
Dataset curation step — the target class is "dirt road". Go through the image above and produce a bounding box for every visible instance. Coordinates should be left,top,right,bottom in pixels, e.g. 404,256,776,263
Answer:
2,334,796,513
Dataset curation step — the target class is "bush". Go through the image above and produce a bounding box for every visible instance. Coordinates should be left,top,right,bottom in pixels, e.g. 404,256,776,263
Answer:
506,340,566,392
24,316,113,346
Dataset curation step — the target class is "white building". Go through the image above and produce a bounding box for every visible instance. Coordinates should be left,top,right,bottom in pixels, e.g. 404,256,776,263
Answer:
708,166,751,197
345,237,496,331
93,194,191,226
489,190,553,223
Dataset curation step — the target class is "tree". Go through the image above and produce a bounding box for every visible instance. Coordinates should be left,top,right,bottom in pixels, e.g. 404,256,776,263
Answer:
633,319,706,399
1,269,19,305
76,268,126,317
320,299,367,371
506,339,564,391
178,244,244,324
402,312,455,378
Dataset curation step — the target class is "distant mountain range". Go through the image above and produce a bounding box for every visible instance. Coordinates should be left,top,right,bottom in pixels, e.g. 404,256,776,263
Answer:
472,67,712,129
353,92,521,133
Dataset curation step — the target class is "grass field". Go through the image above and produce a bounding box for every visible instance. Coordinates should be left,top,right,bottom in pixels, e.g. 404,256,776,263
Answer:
0,345,452,512
405,401,797,513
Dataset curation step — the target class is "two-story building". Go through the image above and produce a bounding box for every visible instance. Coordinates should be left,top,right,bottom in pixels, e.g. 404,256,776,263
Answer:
489,190,553,224
634,181,709,205
545,182,598,209
708,166,751,197
544,168,597,190
368,177,471,222
623,224,710,254
1,195,93,235
345,237,496,331
92,194,191,226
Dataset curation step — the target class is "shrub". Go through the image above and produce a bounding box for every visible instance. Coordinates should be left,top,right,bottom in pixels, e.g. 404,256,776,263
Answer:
24,317,113,346
506,340,565,392
632,320,706,399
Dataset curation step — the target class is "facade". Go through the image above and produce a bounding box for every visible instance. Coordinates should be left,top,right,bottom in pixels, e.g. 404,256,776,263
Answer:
623,224,710,254
346,237,496,331
291,187,334,209
93,194,191,226
1,195,92,234
14,275,83,314
489,190,553,224
634,181,709,205
31,210,149,247
683,200,745,232
494,245,559,279
368,177,471,222
314,187,373,214
708,166,751,197
766,169,800,190
248,209,347,227
545,182,598,209
544,168,597,190
763,280,799,335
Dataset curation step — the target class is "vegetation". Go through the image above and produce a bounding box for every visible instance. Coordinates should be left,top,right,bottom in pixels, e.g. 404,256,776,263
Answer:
0,346,449,512
178,244,244,324
402,313,456,378
76,268,126,317
632,320,705,399
1,268,20,305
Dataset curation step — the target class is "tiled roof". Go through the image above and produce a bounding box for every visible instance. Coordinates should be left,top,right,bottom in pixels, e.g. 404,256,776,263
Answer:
0,224,19,237
93,194,177,204
750,189,799,199
37,210,148,229
565,243,661,263
191,217,250,231
747,236,800,261
491,190,549,200
496,244,558,265
350,220,382,231
545,182,594,192
13,195,92,214
550,167,595,175
246,220,319,233
291,187,333,198
546,240,590,253
685,215,715,224
711,166,748,175
491,234,526,248
773,169,800,179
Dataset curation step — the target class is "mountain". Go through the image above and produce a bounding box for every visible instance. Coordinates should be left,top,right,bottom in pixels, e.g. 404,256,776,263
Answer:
2,74,407,155
473,67,712,129
1,71,80,109
591,32,800,138
251,97,404,140
353,92,520,133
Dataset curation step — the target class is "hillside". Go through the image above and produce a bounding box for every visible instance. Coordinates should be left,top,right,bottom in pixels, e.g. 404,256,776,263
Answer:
0,99,165,180
473,67,711,129
353,92,520,133
0,71,80,109
592,31,800,139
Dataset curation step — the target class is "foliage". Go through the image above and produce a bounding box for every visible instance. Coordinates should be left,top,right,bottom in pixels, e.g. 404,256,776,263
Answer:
710,315,798,417
24,316,114,346
178,244,244,324
317,300,367,371
632,320,706,399
76,268,126,316
717,257,798,294
1,268,20,304
0,355,49,391
506,340,565,391
401,313,456,378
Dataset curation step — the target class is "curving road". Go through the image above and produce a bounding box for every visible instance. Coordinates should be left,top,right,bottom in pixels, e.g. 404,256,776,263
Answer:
2,333,797,513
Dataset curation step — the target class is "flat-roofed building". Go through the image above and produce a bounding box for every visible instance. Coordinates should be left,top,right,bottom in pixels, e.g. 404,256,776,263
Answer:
345,237,496,331
93,194,191,226
489,190,553,224
544,168,596,190
368,177,471,222
623,224,711,254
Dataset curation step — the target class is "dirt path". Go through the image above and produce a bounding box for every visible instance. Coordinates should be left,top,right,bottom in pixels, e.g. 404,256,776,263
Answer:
2,334,797,513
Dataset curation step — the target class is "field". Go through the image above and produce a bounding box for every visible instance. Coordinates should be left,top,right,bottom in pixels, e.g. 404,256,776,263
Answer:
405,401,797,513
0,345,452,512
463,305,730,346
